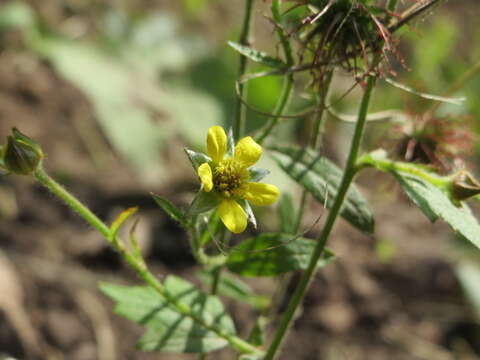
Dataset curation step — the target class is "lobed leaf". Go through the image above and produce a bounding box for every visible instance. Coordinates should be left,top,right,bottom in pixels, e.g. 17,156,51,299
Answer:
269,145,374,233
99,276,236,353
226,233,335,277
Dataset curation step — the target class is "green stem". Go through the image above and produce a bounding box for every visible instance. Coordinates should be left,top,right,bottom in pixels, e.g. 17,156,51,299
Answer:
34,167,111,238
255,75,294,145
264,75,377,360
33,166,262,356
255,0,295,145
234,0,255,140
310,70,334,149
358,154,450,188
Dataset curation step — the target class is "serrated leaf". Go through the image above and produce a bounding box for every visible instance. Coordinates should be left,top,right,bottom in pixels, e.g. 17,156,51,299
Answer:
226,233,335,277
392,172,480,248
227,41,286,68
269,145,374,233
197,270,270,310
99,275,236,353
151,193,189,228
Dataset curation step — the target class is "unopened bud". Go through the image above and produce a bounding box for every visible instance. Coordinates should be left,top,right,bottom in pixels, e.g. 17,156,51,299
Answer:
2,128,44,175
450,170,480,202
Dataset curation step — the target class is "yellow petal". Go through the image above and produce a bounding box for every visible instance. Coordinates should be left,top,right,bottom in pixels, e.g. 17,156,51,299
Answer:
243,182,280,206
207,126,227,163
234,136,262,167
219,199,247,234
198,163,213,192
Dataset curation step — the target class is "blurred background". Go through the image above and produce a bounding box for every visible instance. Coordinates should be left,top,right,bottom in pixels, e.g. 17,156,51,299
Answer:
1,0,480,359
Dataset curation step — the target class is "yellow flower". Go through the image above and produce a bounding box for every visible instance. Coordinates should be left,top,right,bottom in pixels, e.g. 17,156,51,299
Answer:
196,126,280,233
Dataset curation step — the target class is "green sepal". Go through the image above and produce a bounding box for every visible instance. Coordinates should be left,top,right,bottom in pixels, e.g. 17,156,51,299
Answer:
238,199,257,229
184,148,211,171
449,171,480,202
3,128,44,176
188,190,221,216
248,167,270,182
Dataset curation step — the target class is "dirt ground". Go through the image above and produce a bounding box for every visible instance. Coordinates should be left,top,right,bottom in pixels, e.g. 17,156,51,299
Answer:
1,2,480,360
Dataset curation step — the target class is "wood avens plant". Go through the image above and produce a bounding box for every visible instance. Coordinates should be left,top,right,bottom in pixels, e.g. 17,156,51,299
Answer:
2,0,480,359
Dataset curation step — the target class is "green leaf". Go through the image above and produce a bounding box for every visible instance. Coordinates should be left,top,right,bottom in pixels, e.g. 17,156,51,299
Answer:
99,275,236,353
227,41,286,68
151,194,189,228
188,191,220,216
392,171,480,248
269,145,374,233
197,270,270,310
277,193,296,234
226,233,335,277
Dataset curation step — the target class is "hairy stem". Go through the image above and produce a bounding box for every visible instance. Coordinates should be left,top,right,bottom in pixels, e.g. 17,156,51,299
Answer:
33,166,262,356
234,0,255,140
264,75,377,360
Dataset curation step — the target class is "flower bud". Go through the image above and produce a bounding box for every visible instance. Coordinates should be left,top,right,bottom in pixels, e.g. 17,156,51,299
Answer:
2,128,44,175
450,170,480,202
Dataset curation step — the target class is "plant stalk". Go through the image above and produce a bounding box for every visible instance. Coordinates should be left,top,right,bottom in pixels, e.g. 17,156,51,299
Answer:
264,75,376,360
234,0,255,140
255,0,295,145
33,166,262,356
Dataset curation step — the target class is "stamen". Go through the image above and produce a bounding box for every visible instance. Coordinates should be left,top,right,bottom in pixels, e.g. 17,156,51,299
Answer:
212,159,249,197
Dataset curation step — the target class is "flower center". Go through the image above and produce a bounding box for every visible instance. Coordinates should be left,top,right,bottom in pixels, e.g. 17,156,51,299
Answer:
213,159,249,198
